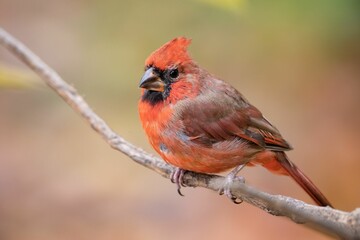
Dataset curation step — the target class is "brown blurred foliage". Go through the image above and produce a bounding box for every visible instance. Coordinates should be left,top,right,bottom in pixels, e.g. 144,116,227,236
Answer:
0,0,359,239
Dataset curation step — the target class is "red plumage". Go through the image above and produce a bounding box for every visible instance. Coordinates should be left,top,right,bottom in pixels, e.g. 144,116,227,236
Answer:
145,37,192,70
138,37,332,207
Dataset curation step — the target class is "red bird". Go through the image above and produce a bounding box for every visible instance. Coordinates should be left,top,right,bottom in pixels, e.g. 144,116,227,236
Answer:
138,37,332,207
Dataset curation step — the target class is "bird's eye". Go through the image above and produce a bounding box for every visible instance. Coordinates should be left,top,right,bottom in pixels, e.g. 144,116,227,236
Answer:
169,68,179,79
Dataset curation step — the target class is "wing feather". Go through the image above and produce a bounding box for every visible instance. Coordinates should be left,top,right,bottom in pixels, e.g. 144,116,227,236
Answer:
175,78,292,151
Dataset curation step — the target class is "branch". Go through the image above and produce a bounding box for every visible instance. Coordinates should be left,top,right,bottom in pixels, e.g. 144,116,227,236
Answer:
0,27,358,239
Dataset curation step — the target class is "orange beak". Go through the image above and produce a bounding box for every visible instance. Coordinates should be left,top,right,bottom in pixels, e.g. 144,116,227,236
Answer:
139,67,165,92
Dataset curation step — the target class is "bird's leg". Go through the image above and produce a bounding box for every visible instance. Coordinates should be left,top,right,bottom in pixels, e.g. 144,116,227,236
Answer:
170,167,187,196
219,164,246,204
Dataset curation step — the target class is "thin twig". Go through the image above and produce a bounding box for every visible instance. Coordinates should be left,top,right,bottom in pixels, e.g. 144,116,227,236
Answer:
0,27,359,239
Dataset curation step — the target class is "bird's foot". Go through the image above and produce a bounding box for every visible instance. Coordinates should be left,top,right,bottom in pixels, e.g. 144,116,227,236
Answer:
170,167,187,196
219,175,245,204
218,164,246,204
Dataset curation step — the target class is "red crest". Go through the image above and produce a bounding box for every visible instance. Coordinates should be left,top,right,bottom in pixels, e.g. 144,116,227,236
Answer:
145,37,192,70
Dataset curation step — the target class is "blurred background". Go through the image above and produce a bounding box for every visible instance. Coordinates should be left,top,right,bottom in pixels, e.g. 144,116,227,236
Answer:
0,0,359,239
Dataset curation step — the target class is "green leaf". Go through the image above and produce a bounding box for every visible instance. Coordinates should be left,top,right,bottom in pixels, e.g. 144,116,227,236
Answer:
0,64,38,89
194,0,247,13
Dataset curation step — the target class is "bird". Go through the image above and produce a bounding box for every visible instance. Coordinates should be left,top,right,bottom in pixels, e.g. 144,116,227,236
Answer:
138,37,332,207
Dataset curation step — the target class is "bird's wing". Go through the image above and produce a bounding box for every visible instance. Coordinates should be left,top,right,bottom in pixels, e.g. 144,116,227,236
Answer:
176,83,291,151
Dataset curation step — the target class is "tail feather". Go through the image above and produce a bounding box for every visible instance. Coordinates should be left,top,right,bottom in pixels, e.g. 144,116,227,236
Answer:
275,152,333,207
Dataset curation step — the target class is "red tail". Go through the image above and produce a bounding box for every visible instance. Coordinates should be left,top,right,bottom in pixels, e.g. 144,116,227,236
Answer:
274,152,333,207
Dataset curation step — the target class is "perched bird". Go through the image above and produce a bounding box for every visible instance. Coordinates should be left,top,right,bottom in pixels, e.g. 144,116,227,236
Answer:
138,37,332,207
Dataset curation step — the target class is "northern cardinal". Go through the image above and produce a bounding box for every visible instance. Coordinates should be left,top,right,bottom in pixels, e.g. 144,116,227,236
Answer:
138,37,332,207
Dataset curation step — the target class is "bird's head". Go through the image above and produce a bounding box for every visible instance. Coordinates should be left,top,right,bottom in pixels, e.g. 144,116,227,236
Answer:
139,37,199,105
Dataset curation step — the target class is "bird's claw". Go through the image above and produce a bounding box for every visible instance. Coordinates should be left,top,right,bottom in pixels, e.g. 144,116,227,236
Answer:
218,164,247,204
219,175,245,204
170,168,187,196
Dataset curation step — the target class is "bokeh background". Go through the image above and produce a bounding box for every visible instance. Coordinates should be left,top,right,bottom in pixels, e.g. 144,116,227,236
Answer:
0,0,359,239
